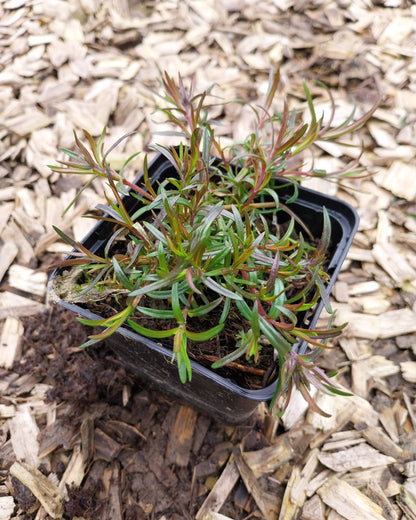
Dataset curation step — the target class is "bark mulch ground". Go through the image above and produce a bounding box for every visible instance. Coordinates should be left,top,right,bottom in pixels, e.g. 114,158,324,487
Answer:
1,1,416,519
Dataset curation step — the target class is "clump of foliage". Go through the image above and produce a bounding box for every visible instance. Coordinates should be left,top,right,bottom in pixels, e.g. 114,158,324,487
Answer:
50,71,378,415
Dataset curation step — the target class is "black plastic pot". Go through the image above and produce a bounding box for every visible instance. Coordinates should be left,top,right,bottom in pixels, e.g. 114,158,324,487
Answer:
50,152,359,424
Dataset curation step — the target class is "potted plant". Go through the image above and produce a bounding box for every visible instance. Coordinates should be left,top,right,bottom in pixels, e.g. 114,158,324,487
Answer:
48,71,378,423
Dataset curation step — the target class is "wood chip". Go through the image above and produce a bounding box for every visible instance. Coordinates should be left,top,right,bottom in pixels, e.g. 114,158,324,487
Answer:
0,201,14,235
290,449,320,508
346,246,374,263
0,496,15,519
338,337,372,361
0,242,18,283
375,161,416,201
318,443,395,473
0,291,45,319
234,448,279,520
201,513,236,520
348,281,381,296
58,444,86,490
165,405,198,467
372,242,416,289
0,316,23,368
8,407,41,467
400,361,416,383
242,435,293,477
356,424,404,461
279,465,301,520
1,221,34,266
300,495,325,520
317,477,389,520
322,431,365,452
196,458,240,520
397,485,416,519
8,264,47,297
352,354,401,397
94,428,121,462
4,108,53,136
38,418,77,459
9,461,63,519
334,307,416,339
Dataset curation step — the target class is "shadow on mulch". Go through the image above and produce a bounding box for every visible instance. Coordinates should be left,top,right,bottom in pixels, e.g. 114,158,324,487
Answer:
8,306,278,520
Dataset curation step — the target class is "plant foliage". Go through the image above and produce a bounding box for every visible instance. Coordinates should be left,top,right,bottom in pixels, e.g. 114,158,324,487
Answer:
50,71,378,414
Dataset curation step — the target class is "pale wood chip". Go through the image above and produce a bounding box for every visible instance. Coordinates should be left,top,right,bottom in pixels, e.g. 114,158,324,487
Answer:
12,206,45,238
375,161,416,201
403,392,416,432
0,403,16,419
333,281,349,303
0,192,15,208
300,494,325,520
374,145,415,162
404,462,416,479
8,407,41,468
0,291,45,319
234,448,279,520
9,461,63,519
397,484,416,519
1,221,34,265
352,355,399,397
188,1,224,25
8,264,47,297
321,430,365,452
55,99,110,136
0,316,23,369
195,458,240,520
373,242,416,289
343,466,394,490
377,309,416,338
317,30,361,60
281,386,316,429
290,449,320,508
317,477,389,520
350,294,391,315
334,307,416,340
0,242,18,283
4,108,52,136
308,393,378,440
58,444,85,491
339,337,372,361
279,465,301,520
38,81,74,106
346,246,374,263
348,281,381,296
356,424,404,461
318,443,395,473
400,361,416,384
378,15,414,45
0,6,28,27
368,122,398,149
243,435,293,477
104,463,125,520
0,496,15,519
362,481,399,520
201,512,236,520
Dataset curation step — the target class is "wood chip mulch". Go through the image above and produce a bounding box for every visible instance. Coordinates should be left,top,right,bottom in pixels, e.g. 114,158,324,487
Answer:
1,1,416,519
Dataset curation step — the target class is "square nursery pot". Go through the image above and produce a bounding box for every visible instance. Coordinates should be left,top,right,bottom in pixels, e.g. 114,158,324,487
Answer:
50,152,359,424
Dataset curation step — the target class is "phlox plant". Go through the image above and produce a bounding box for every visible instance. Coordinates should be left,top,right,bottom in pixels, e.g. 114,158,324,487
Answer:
50,71,378,415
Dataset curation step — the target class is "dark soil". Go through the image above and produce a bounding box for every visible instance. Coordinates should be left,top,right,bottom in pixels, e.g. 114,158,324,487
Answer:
6,305,283,520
